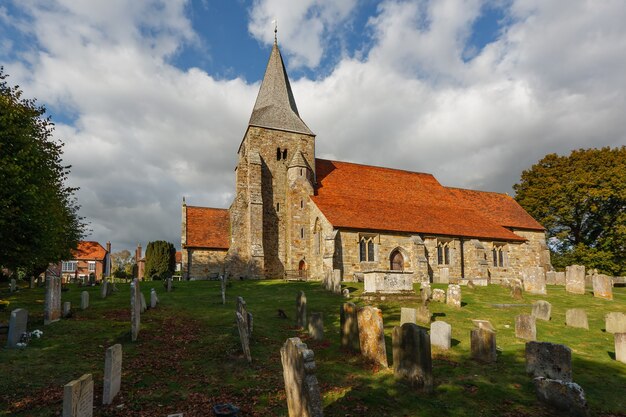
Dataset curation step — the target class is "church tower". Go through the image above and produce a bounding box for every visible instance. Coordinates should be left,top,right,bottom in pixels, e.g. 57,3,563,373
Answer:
227,36,315,278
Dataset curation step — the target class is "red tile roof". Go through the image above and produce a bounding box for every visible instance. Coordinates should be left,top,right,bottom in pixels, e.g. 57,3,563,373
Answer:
72,241,107,260
175,251,182,263
185,206,230,249
312,159,537,241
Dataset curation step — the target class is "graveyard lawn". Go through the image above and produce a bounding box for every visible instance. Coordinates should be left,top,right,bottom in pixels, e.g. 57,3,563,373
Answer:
1,280,625,417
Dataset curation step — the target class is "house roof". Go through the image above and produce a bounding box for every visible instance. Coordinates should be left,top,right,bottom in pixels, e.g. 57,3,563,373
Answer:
185,206,230,249
312,159,537,241
175,251,182,263
72,241,107,260
248,42,313,136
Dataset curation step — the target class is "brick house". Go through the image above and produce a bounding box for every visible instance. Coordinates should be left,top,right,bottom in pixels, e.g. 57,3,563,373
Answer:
57,241,111,283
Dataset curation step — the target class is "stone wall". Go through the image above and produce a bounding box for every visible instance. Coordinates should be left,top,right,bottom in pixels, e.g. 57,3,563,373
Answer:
182,248,227,280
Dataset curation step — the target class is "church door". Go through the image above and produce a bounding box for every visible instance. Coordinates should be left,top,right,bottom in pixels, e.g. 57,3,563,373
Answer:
390,250,404,271
298,260,307,278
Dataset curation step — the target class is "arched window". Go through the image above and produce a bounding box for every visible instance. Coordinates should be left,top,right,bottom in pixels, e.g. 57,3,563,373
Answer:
298,260,307,277
437,241,451,265
359,236,376,262
276,147,281,160
492,245,507,267
390,250,404,271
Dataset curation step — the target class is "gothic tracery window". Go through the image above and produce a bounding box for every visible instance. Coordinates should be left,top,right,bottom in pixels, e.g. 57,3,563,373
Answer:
437,241,451,265
359,235,376,262
492,245,507,267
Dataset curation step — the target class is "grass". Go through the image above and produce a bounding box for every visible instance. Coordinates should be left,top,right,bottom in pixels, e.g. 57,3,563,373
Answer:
0,279,625,416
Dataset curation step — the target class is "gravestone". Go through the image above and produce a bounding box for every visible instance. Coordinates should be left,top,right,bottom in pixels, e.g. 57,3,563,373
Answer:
29,276,35,289
392,323,433,392
150,288,158,309
342,288,350,298
140,292,147,313
220,276,225,304
510,282,523,300
533,377,588,417
566,309,589,330
439,267,450,284
522,267,546,295
6,308,28,349
44,276,62,325
515,314,536,341
545,271,556,285
63,373,94,417
446,285,461,308
10,278,16,293
167,277,173,293
400,307,417,325
357,306,388,367
430,321,451,350
236,296,253,338
101,279,108,299
37,276,42,287
308,313,324,341
296,291,307,328
472,320,495,331
420,282,432,304
470,327,496,363
280,337,323,417
332,269,342,294
605,312,626,334
236,311,252,363
525,341,572,381
531,300,552,321
555,271,566,285
432,289,446,303
103,344,122,405
566,265,586,295
416,305,431,324
63,302,72,318
615,333,626,364
592,274,613,300
340,302,360,351
130,279,141,342
81,291,89,310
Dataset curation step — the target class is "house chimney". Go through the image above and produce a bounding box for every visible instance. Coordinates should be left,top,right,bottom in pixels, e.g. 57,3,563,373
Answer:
106,241,111,253
136,244,142,261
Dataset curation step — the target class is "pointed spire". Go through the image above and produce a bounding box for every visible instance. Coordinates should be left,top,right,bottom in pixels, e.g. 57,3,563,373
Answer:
248,42,313,135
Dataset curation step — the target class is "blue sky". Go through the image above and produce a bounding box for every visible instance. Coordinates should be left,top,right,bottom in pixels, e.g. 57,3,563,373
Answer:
1,0,624,252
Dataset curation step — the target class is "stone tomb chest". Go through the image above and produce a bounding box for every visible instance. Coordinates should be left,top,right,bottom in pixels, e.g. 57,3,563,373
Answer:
363,271,415,294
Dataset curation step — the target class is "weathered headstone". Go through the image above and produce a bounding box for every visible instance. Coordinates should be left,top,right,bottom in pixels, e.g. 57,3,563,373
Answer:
432,289,446,303
592,274,613,300
430,321,451,350
566,309,589,330
522,266,546,295
10,278,16,293
296,291,307,329
515,314,536,341
220,276,225,304
555,271,566,285
236,311,252,363
446,284,461,308
510,282,523,300
130,279,141,342
280,337,323,417
531,300,552,321
416,305,431,324
140,292,147,313
470,327,496,363
308,313,324,341
533,377,588,417
236,296,253,337
525,341,572,381
472,320,495,331
44,276,62,325
420,282,432,304
101,279,108,299
545,271,556,285
29,276,35,289
103,344,122,405
400,307,417,325
150,288,158,309
63,373,94,417
340,302,360,351
332,269,341,294
566,265,586,295
6,308,28,348
615,333,626,364
392,323,433,392
357,306,388,367
81,291,89,310
63,302,72,318
167,277,173,293
605,312,626,334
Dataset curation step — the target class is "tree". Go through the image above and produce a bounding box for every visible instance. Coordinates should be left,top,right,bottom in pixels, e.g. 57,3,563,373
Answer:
111,249,135,279
514,147,626,275
144,241,175,280
0,68,85,277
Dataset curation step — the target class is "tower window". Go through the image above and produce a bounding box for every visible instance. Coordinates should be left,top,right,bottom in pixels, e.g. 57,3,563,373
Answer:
300,199,304,209
276,203,280,212
277,147,281,161
283,149,288,160
300,228,304,238
300,168,303,176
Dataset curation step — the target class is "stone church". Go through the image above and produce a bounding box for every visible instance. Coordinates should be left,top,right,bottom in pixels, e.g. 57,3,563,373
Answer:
181,39,551,284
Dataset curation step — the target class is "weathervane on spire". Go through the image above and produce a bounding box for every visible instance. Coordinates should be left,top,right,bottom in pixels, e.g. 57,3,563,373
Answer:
272,19,278,44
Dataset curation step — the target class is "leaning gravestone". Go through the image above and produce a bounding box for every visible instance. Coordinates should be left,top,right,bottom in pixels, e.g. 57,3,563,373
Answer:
545,271,556,285
308,313,324,341
616,333,626,364
10,278,16,293
605,312,626,334
150,288,158,309
510,281,523,300
522,266,546,295
63,302,72,318
63,373,94,417
566,265,586,295
101,279,109,299
400,307,417,325
296,291,307,329
555,271,566,286
566,309,589,330
392,323,433,392
103,344,122,405
357,306,388,367
416,305,431,324
470,327,496,363
592,274,613,300
280,337,323,417
6,309,28,349
430,321,451,350
432,289,446,303
525,341,572,381
446,285,461,308
340,302,360,351
472,320,495,331
533,377,588,417
235,312,252,363
236,296,253,338
140,292,147,313
130,279,141,342
44,276,62,325
531,300,552,321
81,291,89,310
515,314,537,341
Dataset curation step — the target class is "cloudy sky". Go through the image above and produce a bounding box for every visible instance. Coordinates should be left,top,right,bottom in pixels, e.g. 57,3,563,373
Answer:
2,0,625,253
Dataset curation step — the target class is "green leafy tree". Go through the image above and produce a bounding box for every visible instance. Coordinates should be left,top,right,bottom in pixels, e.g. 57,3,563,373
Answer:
111,249,134,279
0,68,85,277
144,241,175,280
514,147,626,275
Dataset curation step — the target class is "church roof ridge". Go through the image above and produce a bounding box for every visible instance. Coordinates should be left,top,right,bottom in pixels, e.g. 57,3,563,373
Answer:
314,158,437,179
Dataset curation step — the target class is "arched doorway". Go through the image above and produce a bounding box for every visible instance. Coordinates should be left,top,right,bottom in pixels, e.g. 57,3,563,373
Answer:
390,250,404,271
298,260,307,278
